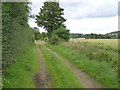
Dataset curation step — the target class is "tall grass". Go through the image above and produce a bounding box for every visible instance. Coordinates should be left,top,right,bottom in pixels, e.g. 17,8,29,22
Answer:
3,44,39,88
39,44,83,88
0,75,2,89
64,39,118,71
70,39,118,49
46,41,118,88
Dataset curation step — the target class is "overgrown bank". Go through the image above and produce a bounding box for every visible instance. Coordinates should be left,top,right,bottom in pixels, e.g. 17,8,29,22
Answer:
2,2,34,69
2,2,36,88
3,44,39,88
45,42,118,88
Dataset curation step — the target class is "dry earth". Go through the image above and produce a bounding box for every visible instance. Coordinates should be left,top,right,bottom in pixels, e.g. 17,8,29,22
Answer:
33,45,51,88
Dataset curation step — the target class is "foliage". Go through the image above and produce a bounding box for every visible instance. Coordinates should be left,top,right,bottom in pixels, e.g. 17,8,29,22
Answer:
33,27,40,40
39,44,83,88
40,32,48,41
48,27,70,45
36,1,66,38
43,37,49,42
48,34,61,45
70,33,84,38
2,2,39,88
53,27,70,41
2,2,33,69
70,33,118,39
90,33,97,39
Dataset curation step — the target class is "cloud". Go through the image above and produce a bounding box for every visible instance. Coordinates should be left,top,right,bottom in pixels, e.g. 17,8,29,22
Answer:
74,3,117,19
30,0,118,18
29,0,44,15
28,0,118,34
59,0,118,19
28,18,46,33
66,16,118,34
118,1,120,16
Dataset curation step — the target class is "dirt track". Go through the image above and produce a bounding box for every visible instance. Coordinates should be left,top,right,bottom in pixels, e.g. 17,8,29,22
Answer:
33,41,102,88
33,45,50,88
39,41,102,88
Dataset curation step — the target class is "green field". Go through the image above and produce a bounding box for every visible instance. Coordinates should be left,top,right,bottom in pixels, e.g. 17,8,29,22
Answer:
45,39,118,88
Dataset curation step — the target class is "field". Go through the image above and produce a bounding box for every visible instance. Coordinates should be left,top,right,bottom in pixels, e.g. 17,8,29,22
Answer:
69,39,118,50
45,39,118,88
64,39,118,71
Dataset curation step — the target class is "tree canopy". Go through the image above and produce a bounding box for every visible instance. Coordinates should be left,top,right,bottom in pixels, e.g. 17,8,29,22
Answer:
35,1,66,37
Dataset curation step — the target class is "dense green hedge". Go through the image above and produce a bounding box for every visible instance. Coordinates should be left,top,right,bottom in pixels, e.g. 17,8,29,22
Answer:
2,2,34,69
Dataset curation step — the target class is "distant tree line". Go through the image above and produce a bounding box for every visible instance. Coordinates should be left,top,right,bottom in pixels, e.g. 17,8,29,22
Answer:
70,33,119,39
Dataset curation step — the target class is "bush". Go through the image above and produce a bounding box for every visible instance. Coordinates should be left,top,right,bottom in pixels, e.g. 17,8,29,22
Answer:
32,27,41,40
43,37,49,42
49,34,62,45
32,34,35,43
53,27,70,41
40,32,48,41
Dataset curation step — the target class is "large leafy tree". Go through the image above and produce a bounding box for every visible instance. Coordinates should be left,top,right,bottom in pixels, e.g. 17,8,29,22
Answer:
35,1,66,37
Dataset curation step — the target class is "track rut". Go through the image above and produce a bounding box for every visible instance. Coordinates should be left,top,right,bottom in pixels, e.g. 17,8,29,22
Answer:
39,41,102,88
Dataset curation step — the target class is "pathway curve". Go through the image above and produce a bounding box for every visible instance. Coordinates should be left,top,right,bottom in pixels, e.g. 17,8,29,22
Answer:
39,41,102,88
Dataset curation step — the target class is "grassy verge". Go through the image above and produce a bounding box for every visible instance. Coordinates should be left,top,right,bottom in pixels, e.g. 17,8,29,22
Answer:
3,44,39,88
46,44,118,88
39,44,83,88
0,74,2,89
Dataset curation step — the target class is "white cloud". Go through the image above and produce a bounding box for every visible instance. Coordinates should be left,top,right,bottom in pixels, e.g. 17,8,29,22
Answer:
66,16,118,34
28,18,46,33
28,0,118,34
29,0,44,15
59,0,118,19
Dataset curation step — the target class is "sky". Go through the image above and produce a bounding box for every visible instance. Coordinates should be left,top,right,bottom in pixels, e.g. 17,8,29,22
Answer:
28,0,118,34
